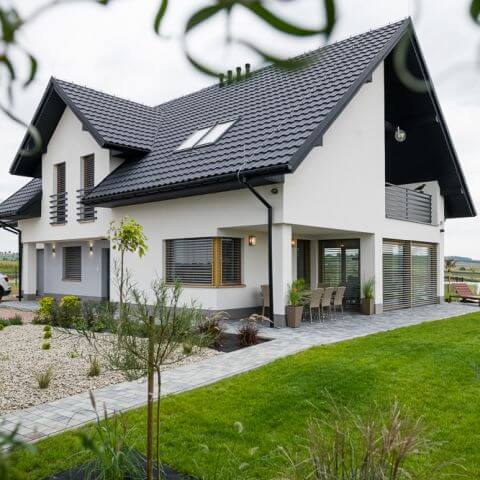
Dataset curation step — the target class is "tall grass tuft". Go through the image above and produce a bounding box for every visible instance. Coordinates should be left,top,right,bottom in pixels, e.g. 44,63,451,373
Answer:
35,367,54,389
277,401,453,480
87,356,101,377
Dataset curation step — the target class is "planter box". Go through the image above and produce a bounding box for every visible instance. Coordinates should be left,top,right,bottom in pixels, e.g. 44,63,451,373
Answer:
286,305,303,328
361,298,375,315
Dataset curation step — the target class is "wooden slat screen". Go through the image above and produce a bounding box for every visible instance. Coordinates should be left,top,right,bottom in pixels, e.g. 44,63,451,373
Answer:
83,155,95,189
56,162,65,193
221,238,241,285
63,246,82,281
383,239,437,311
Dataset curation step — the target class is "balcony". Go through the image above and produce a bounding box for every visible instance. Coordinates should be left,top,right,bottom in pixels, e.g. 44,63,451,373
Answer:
49,192,67,225
385,183,432,224
77,189,97,222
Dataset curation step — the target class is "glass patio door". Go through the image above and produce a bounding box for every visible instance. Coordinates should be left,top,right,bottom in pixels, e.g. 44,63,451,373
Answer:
319,239,360,308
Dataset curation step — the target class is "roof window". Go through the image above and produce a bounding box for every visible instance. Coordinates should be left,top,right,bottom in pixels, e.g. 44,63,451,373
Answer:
176,121,235,151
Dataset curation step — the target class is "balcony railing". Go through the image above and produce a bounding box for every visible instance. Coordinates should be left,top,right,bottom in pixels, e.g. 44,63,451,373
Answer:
385,183,432,224
77,189,97,222
50,192,67,225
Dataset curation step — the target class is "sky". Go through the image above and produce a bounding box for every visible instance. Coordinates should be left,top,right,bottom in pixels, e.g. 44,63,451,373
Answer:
0,0,478,256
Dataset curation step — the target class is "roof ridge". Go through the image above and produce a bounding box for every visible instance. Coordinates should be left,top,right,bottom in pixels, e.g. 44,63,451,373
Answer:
154,18,410,110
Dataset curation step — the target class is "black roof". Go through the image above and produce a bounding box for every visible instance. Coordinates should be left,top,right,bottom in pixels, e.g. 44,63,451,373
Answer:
5,18,476,219
0,178,42,220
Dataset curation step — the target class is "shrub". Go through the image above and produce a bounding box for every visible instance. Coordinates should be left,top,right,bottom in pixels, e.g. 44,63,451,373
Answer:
35,367,54,389
0,324,4,331
68,350,79,359
87,356,101,377
41,342,51,350
58,295,82,328
238,320,259,346
6,315,22,326
43,325,51,332
183,340,193,355
43,331,52,340
197,312,228,348
35,296,56,325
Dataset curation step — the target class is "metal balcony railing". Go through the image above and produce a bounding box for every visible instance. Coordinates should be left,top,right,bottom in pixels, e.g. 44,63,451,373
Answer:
385,183,432,224
50,192,67,225
77,189,97,222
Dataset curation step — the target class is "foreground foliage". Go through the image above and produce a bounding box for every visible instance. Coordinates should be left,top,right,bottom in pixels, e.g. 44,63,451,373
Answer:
9,313,480,479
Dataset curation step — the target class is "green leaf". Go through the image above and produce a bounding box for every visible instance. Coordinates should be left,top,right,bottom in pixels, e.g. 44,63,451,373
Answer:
23,53,38,87
185,4,225,33
243,1,324,37
184,49,220,77
0,8,16,43
471,0,480,24
0,54,15,80
154,0,169,34
323,0,336,38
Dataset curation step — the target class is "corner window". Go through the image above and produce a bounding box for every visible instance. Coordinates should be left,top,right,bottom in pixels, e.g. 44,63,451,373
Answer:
63,246,82,281
165,237,242,286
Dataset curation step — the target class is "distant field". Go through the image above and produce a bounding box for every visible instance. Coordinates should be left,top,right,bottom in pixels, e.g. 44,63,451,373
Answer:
0,260,19,283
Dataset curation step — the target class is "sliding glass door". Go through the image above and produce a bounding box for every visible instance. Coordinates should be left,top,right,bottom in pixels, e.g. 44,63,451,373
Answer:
383,239,437,311
319,239,360,308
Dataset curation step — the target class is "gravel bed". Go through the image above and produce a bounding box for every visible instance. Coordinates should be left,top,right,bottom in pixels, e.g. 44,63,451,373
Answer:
0,323,220,415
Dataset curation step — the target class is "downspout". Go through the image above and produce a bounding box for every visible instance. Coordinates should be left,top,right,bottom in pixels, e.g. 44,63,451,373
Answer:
238,177,275,327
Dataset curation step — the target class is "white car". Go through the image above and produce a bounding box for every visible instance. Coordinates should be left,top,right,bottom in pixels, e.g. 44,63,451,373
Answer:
0,273,12,300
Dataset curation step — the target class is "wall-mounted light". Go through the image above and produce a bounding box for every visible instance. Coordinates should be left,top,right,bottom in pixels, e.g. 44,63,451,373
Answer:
271,188,279,195
248,235,257,246
394,126,407,143
291,239,297,248
89,241,94,255
52,243,56,256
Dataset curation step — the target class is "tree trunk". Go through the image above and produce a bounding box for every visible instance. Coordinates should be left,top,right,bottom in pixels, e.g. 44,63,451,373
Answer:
119,251,124,317
156,368,162,480
146,315,155,480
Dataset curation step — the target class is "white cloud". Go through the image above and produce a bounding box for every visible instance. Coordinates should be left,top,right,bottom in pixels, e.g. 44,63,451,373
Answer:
0,0,478,256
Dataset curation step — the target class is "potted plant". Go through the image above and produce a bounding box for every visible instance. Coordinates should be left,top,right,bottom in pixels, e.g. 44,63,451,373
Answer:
361,278,375,315
286,279,306,328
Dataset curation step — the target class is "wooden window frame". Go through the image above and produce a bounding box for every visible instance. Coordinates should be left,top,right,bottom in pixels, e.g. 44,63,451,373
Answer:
165,237,242,287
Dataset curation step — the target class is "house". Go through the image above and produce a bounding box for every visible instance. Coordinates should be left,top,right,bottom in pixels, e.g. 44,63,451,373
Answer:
0,18,475,325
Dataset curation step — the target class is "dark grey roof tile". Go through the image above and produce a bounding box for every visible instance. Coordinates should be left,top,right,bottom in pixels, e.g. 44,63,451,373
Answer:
0,178,42,219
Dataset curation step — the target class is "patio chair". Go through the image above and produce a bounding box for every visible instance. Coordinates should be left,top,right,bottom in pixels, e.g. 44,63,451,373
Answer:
451,283,480,305
261,284,270,317
320,287,335,321
332,286,346,316
317,282,330,289
308,288,324,323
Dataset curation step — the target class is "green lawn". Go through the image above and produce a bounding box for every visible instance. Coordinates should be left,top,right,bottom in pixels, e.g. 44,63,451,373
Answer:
10,312,480,479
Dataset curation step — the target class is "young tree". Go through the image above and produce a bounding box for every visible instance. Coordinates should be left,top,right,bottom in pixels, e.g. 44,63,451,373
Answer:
445,258,457,294
79,279,209,480
109,217,148,315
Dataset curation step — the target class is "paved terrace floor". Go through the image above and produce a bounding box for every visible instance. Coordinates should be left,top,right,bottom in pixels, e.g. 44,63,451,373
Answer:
0,302,476,443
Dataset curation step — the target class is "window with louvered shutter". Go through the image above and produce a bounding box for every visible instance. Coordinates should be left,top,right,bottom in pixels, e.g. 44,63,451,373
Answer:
383,240,437,311
56,163,65,193
83,155,95,190
221,238,241,285
63,246,82,281
165,237,242,286
166,238,213,285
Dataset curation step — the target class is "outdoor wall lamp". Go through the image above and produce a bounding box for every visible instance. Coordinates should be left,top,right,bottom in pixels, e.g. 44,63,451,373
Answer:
394,126,407,143
291,239,297,247
52,243,56,256
248,235,257,246
89,241,94,255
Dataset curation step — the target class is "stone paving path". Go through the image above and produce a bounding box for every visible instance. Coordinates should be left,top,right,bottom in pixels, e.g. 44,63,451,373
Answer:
0,302,475,443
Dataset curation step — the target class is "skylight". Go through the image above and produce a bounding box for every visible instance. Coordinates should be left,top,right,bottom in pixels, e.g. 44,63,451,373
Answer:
177,127,212,151
176,120,236,151
196,121,236,146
